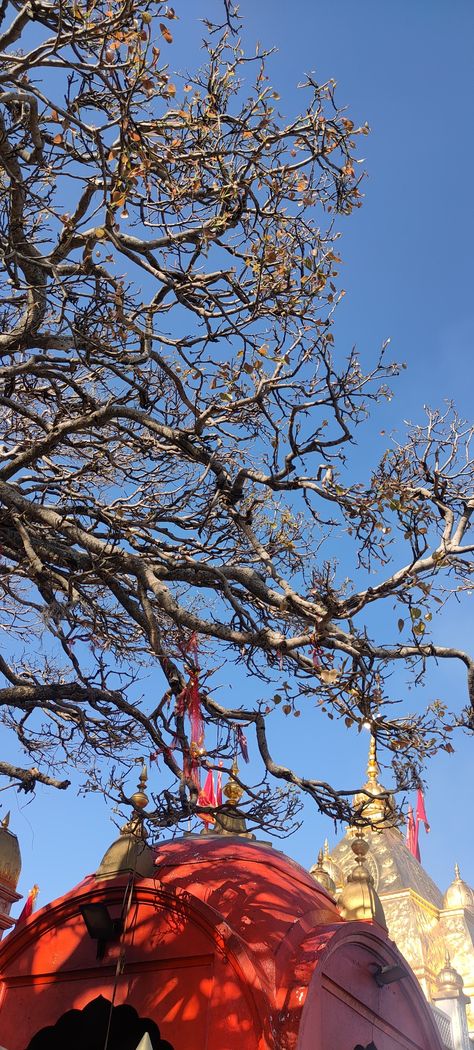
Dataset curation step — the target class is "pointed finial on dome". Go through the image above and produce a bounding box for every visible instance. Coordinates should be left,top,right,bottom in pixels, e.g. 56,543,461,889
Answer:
130,759,149,813
223,758,244,806
309,848,336,896
352,734,395,828
435,950,465,997
367,735,379,782
338,830,387,929
96,762,155,879
1,812,10,830
214,759,255,838
324,837,330,858
443,862,474,910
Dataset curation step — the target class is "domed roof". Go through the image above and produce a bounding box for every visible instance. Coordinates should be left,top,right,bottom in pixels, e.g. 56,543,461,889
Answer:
152,834,342,953
309,847,336,896
443,864,474,911
0,813,21,890
436,953,465,995
96,826,155,879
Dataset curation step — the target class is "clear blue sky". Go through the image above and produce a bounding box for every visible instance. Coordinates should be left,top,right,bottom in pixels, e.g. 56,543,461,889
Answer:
3,1,473,911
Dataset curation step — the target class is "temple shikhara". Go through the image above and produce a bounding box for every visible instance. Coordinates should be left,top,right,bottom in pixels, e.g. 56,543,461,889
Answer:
0,742,472,1050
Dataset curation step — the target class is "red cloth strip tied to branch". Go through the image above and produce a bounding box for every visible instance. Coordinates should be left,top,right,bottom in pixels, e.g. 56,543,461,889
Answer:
236,726,249,763
188,672,204,749
176,631,205,789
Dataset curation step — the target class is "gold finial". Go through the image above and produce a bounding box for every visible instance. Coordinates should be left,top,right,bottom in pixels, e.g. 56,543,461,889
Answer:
351,735,395,829
223,759,244,806
455,862,461,879
324,837,330,858
366,735,379,782
214,759,254,838
121,760,149,837
130,760,149,812
338,830,387,929
1,812,10,830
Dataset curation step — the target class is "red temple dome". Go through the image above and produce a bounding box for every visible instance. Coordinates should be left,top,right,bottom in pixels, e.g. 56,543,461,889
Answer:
0,828,446,1050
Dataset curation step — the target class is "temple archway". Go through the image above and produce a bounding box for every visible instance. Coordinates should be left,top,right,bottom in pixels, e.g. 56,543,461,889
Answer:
25,995,175,1050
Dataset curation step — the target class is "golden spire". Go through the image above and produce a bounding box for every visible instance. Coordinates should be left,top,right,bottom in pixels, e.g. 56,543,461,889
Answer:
1,812,10,830
223,758,244,806
366,735,379,782
120,760,149,840
338,830,387,929
130,761,149,813
215,759,254,839
352,735,395,829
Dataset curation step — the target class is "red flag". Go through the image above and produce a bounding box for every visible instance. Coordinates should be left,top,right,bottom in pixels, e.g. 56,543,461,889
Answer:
406,805,420,861
416,789,430,833
198,770,217,826
16,884,39,926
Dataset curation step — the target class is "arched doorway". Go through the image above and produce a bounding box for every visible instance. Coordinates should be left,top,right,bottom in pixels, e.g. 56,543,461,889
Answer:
25,995,175,1050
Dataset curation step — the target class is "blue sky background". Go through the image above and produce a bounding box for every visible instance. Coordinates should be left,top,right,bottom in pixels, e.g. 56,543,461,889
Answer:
3,0,473,911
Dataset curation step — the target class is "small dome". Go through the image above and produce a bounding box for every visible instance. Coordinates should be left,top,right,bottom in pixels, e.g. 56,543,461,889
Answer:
309,849,336,896
96,825,155,880
0,813,21,890
319,838,344,889
436,953,464,995
443,864,474,911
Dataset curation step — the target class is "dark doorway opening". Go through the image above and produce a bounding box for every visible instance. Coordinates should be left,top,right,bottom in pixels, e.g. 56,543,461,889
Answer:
25,995,175,1050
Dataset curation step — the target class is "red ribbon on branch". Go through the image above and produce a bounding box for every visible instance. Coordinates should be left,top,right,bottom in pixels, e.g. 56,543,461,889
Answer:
176,632,205,788
236,726,249,763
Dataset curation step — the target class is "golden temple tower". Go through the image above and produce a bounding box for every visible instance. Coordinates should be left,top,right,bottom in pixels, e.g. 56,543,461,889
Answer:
311,737,474,1041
